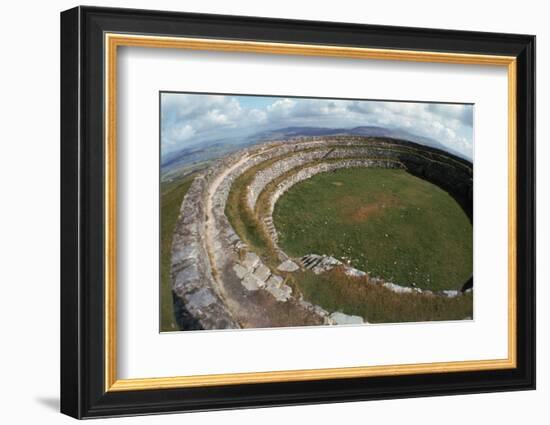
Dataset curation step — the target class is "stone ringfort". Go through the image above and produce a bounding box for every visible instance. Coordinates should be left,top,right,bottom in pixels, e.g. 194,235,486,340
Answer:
170,136,473,330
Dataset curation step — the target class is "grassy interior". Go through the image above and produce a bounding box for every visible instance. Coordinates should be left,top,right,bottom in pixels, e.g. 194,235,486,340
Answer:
160,174,195,332
273,168,472,291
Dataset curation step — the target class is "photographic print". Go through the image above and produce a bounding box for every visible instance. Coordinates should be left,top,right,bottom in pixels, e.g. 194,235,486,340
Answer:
160,92,473,332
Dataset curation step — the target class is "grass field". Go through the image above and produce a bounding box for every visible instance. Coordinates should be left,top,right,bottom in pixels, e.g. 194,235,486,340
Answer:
160,174,195,332
274,168,472,291
288,269,473,323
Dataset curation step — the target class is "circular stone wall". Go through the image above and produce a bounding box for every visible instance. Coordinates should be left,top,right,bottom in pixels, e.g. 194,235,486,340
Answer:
170,136,473,330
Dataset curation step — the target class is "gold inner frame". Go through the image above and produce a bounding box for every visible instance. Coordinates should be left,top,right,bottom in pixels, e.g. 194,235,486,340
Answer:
104,33,517,392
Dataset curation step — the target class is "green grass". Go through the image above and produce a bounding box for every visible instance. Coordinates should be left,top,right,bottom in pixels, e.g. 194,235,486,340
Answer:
225,169,270,253
274,168,472,291
289,268,473,323
160,174,195,332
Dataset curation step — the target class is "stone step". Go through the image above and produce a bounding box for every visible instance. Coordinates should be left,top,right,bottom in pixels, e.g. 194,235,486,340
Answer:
299,254,345,274
308,257,323,269
301,255,324,268
262,218,279,242
321,147,335,159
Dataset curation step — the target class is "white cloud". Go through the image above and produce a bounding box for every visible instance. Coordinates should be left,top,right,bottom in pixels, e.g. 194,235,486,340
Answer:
161,93,473,159
174,124,195,140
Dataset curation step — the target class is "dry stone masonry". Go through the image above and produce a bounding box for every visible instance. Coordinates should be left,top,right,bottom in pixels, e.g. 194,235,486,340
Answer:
170,137,473,330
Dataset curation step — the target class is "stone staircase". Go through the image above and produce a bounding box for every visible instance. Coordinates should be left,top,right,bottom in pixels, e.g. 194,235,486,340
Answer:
300,254,343,274
263,216,279,243
234,252,292,302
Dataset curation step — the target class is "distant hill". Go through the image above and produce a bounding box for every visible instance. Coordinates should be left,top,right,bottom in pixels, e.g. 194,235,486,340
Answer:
252,126,465,158
161,126,468,176
251,126,346,139
160,136,257,176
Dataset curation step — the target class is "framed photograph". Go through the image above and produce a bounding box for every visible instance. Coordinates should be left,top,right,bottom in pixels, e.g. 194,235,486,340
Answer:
60,6,535,419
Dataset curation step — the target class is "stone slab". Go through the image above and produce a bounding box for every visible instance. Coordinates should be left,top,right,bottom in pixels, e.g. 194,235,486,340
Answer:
241,274,262,291
266,283,292,302
253,264,271,282
277,259,300,272
242,252,260,270
233,263,249,279
186,287,217,309
266,274,284,288
329,312,364,325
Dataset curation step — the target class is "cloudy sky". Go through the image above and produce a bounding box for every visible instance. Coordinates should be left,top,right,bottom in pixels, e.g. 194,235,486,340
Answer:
161,92,474,159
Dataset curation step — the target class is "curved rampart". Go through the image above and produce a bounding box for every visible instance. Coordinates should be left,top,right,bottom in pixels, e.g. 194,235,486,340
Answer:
170,174,240,330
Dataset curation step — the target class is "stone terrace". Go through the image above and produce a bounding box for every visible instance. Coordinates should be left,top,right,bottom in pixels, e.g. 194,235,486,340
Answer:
170,136,473,330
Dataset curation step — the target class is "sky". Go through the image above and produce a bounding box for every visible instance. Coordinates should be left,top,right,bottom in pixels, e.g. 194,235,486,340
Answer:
161,93,474,159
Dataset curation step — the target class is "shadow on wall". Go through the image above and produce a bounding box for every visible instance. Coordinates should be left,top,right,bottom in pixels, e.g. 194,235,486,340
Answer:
35,396,59,412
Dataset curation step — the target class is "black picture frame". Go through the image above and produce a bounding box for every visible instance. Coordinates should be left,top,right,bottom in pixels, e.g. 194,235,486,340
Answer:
60,5,536,419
